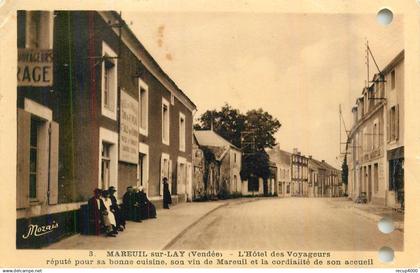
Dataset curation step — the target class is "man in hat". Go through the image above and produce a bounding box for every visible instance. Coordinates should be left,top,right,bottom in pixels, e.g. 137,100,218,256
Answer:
140,186,157,218
163,177,172,209
108,186,125,231
123,186,141,222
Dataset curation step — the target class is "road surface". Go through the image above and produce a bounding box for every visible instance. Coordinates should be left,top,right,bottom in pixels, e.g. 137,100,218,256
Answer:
166,197,403,251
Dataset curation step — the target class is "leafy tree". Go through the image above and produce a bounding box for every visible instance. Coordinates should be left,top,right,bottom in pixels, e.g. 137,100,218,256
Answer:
195,104,281,181
194,103,246,148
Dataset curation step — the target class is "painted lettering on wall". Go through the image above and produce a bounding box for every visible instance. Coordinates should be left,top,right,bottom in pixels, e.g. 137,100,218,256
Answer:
18,48,53,87
120,90,139,164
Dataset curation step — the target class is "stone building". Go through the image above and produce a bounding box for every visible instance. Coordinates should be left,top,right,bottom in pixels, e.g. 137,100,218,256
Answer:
291,148,309,196
347,50,404,209
267,146,292,197
16,11,196,248
193,130,242,198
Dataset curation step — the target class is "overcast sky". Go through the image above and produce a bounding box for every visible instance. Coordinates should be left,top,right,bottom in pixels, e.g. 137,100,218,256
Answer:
124,12,403,168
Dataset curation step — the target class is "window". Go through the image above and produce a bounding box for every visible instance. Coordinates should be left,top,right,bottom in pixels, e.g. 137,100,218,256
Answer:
101,42,117,120
234,152,237,163
98,127,118,191
391,70,396,90
179,112,186,152
373,122,378,149
160,153,171,196
388,105,399,142
138,143,149,191
101,142,111,190
139,80,149,136
29,117,41,200
171,93,175,105
162,98,170,145
374,163,379,193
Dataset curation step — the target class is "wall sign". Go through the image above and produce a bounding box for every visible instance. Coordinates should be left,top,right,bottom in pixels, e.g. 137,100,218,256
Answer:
120,90,139,164
18,48,53,87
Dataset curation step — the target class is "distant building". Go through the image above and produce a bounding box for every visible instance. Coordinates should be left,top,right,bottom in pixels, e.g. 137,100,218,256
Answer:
269,147,340,198
193,130,242,198
347,50,404,209
267,146,292,197
291,148,309,197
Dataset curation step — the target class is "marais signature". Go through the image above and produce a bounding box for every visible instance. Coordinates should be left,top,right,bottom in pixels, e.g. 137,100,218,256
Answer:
22,221,59,239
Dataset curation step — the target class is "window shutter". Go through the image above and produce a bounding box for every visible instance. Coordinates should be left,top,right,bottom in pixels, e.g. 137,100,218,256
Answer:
395,104,399,140
160,155,164,196
17,109,31,209
169,159,173,194
49,121,59,205
386,109,391,143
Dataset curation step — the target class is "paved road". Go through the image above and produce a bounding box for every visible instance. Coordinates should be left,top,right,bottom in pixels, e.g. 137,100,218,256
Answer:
166,197,403,251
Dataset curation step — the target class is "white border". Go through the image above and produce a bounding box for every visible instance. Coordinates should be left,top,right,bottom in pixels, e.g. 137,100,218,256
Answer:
101,41,118,121
179,112,186,152
98,127,119,192
162,97,170,146
138,142,149,192
138,79,149,137
24,98,52,121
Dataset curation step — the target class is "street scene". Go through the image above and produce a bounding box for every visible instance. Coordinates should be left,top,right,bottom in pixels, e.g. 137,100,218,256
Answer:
47,197,403,251
15,11,404,250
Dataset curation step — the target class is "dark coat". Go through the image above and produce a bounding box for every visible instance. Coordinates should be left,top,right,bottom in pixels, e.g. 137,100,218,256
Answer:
122,191,138,221
163,181,172,208
137,191,157,219
110,193,125,228
87,196,106,235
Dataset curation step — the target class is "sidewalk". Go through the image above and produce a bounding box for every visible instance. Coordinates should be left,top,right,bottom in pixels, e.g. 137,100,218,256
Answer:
46,200,227,250
328,197,404,231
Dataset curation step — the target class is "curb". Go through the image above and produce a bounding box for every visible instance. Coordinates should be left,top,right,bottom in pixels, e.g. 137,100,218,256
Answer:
162,197,264,250
350,207,404,232
162,202,228,250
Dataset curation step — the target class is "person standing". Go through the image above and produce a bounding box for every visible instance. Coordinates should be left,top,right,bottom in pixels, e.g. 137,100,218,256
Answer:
163,177,172,209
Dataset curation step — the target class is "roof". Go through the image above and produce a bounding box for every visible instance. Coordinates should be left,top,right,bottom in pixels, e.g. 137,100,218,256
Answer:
194,130,240,151
103,11,197,111
266,146,291,164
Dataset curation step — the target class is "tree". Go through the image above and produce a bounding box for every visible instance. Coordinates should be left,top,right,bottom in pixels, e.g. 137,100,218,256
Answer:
195,104,281,181
194,103,246,148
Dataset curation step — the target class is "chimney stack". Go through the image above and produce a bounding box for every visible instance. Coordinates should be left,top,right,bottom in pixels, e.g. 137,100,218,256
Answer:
293,148,298,154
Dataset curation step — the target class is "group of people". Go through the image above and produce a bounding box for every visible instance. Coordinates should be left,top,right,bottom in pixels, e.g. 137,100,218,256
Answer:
86,177,172,237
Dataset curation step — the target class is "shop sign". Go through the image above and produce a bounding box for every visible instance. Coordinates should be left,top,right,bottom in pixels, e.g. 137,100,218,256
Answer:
18,48,53,87
120,90,139,164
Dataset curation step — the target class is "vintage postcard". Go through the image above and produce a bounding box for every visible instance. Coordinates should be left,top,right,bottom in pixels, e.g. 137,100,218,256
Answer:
0,0,419,270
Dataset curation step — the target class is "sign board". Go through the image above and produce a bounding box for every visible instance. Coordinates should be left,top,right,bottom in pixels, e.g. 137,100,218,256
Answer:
119,90,139,164
18,48,53,87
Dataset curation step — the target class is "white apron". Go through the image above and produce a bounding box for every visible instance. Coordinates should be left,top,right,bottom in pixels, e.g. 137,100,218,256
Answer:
101,197,117,227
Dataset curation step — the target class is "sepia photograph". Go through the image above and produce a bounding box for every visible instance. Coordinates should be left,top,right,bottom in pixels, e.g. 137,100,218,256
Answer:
14,9,407,254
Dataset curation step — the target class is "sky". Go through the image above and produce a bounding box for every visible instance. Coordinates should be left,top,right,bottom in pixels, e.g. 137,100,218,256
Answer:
124,12,403,168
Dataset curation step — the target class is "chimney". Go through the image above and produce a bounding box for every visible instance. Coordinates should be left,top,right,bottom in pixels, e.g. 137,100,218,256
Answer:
297,152,301,156
308,155,312,159
321,160,325,163
293,148,298,154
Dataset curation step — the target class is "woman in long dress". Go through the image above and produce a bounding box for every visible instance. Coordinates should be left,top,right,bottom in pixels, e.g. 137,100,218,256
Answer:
101,190,118,236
